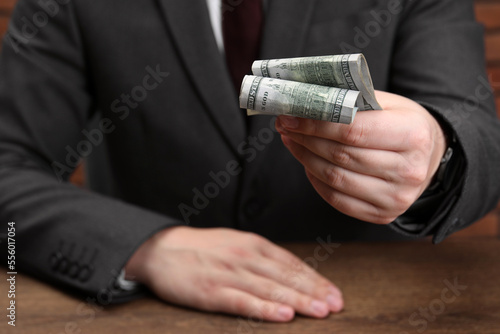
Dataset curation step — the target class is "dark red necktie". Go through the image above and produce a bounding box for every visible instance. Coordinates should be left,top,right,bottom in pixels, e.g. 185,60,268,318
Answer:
222,0,263,95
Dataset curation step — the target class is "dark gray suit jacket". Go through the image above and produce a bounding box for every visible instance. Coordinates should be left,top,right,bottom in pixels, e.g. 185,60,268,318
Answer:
0,0,499,301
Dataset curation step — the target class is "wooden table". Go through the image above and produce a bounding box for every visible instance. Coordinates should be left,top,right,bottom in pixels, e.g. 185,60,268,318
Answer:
2,238,499,334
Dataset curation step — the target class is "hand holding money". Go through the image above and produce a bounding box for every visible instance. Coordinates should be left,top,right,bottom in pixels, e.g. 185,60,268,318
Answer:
239,54,382,124
274,90,448,224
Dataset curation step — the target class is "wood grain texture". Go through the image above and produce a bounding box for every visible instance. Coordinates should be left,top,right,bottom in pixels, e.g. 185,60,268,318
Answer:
453,212,499,237
1,239,499,333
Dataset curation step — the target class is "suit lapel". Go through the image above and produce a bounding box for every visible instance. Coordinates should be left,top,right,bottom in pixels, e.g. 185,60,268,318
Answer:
260,0,317,59
156,0,317,158
248,0,317,144
157,0,246,156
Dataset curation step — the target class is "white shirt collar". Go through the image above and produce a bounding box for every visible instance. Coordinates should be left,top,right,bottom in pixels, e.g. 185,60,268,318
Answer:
206,0,225,53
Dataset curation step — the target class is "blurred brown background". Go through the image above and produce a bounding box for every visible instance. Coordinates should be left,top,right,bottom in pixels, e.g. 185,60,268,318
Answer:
0,0,499,238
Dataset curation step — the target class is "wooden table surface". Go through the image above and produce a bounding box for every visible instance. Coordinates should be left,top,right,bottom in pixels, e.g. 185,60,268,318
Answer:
1,237,499,334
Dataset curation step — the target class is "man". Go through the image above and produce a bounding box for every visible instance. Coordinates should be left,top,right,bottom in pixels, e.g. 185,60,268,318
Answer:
0,0,499,322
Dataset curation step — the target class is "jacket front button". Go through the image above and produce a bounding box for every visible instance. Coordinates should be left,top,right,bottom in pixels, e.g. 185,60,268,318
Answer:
58,257,69,274
49,252,63,271
68,262,80,278
78,265,93,283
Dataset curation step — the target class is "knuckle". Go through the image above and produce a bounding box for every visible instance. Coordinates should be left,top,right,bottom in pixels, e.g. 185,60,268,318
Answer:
325,167,345,189
231,295,250,314
398,159,428,185
199,287,219,311
283,273,302,291
341,123,364,146
282,260,308,283
181,249,204,266
408,127,432,151
396,160,414,181
283,259,305,278
269,288,288,304
329,144,351,166
204,276,220,293
216,257,237,271
226,246,253,260
392,190,416,212
262,281,280,298
325,190,343,210
310,119,322,137
305,283,327,301
410,166,428,185
372,208,396,225
289,293,311,311
259,302,278,320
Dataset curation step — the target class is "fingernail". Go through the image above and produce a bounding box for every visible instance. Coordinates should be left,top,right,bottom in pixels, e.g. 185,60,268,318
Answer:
311,300,329,317
326,294,343,312
277,305,294,321
280,116,299,129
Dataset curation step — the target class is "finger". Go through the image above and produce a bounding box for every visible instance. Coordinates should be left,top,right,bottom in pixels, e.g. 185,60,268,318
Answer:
254,238,342,296
276,113,414,150
227,272,337,317
213,287,295,322
281,135,398,209
246,234,343,311
306,170,395,224
280,130,404,180
374,90,423,111
243,253,343,312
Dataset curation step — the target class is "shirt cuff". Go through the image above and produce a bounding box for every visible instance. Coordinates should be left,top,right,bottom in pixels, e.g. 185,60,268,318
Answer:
389,135,465,237
115,269,140,292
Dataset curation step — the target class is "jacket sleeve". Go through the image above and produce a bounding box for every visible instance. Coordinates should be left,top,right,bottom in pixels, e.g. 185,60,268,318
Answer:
386,0,500,243
0,0,182,303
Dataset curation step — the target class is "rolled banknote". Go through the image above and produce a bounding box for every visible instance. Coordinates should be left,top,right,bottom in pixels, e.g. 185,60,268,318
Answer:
252,54,381,111
239,75,363,124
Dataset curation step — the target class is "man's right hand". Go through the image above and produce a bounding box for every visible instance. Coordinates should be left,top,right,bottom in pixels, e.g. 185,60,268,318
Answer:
124,226,343,322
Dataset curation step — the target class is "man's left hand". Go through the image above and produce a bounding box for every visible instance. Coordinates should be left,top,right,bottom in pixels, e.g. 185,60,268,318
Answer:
275,91,447,225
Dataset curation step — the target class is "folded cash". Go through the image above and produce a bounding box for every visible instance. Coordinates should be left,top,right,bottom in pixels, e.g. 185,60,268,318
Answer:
239,54,381,124
239,75,362,124
252,54,381,111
